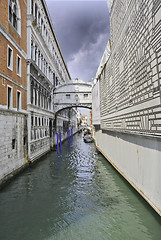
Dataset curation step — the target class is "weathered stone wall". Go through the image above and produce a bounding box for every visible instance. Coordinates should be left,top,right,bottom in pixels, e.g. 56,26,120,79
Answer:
0,110,28,182
100,0,161,136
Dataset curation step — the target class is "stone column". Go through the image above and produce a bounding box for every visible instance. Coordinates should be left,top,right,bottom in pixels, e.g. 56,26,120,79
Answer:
27,62,31,105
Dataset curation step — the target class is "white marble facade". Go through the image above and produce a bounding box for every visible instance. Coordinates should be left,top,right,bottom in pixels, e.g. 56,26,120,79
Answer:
27,0,73,160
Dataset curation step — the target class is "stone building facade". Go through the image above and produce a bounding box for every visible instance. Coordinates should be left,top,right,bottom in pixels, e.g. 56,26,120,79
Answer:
0,0,77,183
101,0,161,134
93,0,161,215
27,0,72,161
0,0,28,182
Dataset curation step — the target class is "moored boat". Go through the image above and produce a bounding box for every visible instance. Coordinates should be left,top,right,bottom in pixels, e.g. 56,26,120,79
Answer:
83,135,94,143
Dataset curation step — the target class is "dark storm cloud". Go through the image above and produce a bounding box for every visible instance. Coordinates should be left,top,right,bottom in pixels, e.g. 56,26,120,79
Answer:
46,1,110,81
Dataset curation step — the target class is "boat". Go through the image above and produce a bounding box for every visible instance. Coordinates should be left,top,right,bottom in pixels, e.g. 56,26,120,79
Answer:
83,134,94,143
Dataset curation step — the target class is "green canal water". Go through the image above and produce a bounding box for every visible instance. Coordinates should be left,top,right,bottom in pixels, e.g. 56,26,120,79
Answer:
0,134,161,240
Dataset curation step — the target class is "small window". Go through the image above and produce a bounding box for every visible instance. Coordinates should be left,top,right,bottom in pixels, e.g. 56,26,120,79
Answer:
37,130,39,139
31,0,33,15
84,94,88,98
34,130,36,140
31,116,33,126
56,77,58,86
17,91,21,110
12,139,16,149
38,12,40,26
9,0,12,22
7,46,13,71
17,55,21,76
41,19,43,33
35,89,37,105
35,46,37,63
24,137,26,146
13,4,17,28
53,72,55,86
39,117,41,126
44,25,46,38
35,117,37,126
7,86,12,109
66,94,70,99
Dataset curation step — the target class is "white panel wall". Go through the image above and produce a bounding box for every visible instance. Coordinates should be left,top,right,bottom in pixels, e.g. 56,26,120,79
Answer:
95,129,161,215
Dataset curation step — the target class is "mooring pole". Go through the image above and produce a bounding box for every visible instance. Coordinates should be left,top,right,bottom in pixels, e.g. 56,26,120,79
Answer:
59,131,62,152
57,132,59,153
67,129,70,143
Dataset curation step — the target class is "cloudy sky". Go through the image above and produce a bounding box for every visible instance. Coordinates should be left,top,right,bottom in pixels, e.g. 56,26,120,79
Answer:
46,0,110,82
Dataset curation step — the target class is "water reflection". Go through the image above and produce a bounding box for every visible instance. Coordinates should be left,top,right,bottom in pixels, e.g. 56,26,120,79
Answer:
0,134,161,240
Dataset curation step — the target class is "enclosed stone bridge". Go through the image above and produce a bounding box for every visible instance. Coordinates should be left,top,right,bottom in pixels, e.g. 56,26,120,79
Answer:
53,79,93,113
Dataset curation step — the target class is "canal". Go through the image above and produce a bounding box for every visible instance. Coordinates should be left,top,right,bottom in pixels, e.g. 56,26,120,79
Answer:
0,133,161,240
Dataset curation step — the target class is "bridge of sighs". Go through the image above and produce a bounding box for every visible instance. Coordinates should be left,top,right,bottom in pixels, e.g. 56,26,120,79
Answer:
53,79,93,113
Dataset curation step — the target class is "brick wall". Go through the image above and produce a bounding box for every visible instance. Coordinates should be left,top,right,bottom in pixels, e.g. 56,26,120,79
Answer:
0,0,27,110
0,0,27,52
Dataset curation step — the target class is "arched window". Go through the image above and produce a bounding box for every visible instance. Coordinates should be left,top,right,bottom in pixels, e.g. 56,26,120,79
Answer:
9,0,21,35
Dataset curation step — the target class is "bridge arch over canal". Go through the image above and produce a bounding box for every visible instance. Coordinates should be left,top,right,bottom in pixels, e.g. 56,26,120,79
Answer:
53,79,93,113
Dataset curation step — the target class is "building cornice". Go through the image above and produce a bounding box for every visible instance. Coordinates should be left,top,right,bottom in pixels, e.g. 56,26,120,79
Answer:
40,0,71,80
0,71,27,91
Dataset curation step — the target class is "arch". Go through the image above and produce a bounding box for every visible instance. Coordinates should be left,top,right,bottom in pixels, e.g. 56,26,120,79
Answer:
55,105,92,115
